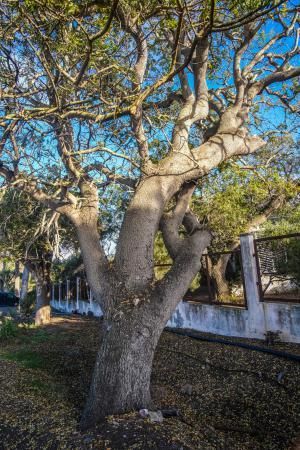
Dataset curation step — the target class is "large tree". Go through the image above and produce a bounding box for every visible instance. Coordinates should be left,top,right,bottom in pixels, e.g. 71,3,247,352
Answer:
0,0,299,428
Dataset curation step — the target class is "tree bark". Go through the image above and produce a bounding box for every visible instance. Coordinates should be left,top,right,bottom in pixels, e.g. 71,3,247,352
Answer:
80,315,158,429
80,228,211,430
14,260,20,298
20,264,30,302
211,255,231,299
33,256,52,326
35,276,51,326
115,176,181,291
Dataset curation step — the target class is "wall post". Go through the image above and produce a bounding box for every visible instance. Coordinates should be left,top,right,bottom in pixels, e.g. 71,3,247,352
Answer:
89,288,92,309
76,277,80,311
240,233,266,338
58,281,62,308
66,279,70,312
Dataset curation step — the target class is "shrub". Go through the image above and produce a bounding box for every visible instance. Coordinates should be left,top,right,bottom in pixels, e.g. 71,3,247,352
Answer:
0,318,18,340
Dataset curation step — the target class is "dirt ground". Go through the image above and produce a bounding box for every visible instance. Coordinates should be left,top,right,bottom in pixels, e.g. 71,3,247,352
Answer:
0,314,299,450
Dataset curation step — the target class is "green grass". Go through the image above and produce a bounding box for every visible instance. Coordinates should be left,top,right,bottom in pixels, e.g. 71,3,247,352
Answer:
27,377,65,396
22,329,51,343
0,349,46,369
0,318,18,340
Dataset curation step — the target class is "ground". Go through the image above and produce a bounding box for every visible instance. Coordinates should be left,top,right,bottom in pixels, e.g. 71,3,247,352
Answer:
0,312,299,450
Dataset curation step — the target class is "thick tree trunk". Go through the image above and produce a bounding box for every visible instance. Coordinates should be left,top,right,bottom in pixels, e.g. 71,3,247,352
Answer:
80,316,158,429
80,229,211,430
211,255,231,299
212,268,230,299
209,194,285,301
35,276,51,326
115,176,181,291
33,256,52,326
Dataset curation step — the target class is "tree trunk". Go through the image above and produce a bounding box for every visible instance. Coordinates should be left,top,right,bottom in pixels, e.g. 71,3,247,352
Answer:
14,260,20,298
35,276,51,326
80,316,158,429
33,256,52,326
80,229,211,430
0,260,6,291
211,254,231,300
20,264,30,302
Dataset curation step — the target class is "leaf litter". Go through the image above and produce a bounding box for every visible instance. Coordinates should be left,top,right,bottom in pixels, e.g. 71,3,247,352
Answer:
0,315,299,449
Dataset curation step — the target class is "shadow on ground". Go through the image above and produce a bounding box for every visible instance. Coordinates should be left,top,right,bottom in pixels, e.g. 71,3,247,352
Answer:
0,315,299,449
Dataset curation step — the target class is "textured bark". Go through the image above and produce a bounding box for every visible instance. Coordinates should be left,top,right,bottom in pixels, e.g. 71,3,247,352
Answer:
69,182,112,313
80,316,157,429
115,176,181,291
211,255,231,299
33,257,52,326
14,260,20,298
20,265,30,302
35,278,51,326
81,228,211,430
0,2,299,432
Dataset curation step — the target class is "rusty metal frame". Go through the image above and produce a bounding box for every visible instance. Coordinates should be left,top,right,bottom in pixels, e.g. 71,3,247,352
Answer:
254,233,300,303
255,232,300,242
174,249,247,308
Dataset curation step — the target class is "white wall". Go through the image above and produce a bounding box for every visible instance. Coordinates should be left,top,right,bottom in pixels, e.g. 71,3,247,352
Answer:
167,300,300,343
51,234,300,343
167,234,300,343
51,298,102,317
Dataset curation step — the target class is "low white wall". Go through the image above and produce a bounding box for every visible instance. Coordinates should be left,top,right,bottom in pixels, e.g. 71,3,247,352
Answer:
263,302,300,343
167,301,251,337
167,300,300,343
167,234,300,343
51,299,102,317
52,297,300,343
50,234,300,343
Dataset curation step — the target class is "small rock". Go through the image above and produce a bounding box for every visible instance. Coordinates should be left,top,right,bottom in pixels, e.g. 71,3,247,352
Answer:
83,435,93,444
139,408,149,418
148,410,164,423
181,384,193,395
111,420,119,426
277,371,285,382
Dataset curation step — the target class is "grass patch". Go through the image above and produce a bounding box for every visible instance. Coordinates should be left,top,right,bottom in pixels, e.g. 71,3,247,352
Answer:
22,329,51,343
0,318,18,340
27,377,65,396
0,349,46,369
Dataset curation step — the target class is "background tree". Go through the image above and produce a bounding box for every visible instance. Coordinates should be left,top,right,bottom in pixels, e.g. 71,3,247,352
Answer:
0,0,299,427
0,190,62,324
192,135,299,297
